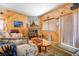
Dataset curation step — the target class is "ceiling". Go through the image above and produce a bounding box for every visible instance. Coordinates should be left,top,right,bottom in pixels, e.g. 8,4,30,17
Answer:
0,3,63,16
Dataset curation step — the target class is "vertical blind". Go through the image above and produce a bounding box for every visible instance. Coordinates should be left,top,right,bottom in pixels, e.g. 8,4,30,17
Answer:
74,12,79,48
61,12,79,48
62,13,74,47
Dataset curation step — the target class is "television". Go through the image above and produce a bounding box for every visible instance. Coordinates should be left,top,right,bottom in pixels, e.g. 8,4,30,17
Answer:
14,21,23,27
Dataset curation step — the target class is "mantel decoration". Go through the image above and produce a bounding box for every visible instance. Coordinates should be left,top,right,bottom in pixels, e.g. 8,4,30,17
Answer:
30,21,38,27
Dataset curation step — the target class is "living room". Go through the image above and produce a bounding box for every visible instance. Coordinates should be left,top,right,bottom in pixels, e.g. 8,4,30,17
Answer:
0,3,79,56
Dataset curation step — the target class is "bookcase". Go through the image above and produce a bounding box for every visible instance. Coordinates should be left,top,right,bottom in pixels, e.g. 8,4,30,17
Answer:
28,27,38,39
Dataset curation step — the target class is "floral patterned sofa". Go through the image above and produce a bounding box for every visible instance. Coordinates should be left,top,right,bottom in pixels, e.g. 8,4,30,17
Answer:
17,43,38,56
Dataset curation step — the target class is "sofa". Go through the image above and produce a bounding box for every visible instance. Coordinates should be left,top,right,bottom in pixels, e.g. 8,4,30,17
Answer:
17,43,38,56
0,42,38,56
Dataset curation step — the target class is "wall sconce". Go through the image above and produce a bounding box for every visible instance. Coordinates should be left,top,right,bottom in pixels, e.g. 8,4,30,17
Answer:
56,17,59,19
60,12,64,17
47,16,50,20
0,11,3,15
70,3,79,10
0,8,6,15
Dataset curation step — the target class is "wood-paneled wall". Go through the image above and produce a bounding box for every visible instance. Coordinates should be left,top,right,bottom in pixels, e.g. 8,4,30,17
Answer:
3,10,28,36
40,3,79,44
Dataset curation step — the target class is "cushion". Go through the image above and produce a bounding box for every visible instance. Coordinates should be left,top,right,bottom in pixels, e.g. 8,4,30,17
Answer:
10,33,23,38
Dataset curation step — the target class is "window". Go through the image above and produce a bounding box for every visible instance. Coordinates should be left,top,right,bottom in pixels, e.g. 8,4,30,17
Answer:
42,19,58,43
73,12,79,48
61,13,74,47
61,12,79,48
49,19,57,31
0,15,6,31
42,21,48,30
0,20,5,30
42,19,58,32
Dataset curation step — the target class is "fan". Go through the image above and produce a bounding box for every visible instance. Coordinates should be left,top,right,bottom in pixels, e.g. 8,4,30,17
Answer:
70,3,79,10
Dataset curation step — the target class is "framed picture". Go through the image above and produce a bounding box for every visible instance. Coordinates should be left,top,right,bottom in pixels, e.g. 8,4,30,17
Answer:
14,21,23,27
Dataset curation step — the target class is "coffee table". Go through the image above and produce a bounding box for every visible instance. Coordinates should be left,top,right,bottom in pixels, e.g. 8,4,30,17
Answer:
31,38,51,53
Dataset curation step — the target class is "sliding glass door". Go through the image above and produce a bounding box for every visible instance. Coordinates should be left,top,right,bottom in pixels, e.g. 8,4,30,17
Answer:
60,12,79,48
62,13,74,47
73,12,79,48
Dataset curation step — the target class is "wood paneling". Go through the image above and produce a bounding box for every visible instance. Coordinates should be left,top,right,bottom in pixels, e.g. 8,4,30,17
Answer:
3,10,28,36
40,3,79,44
